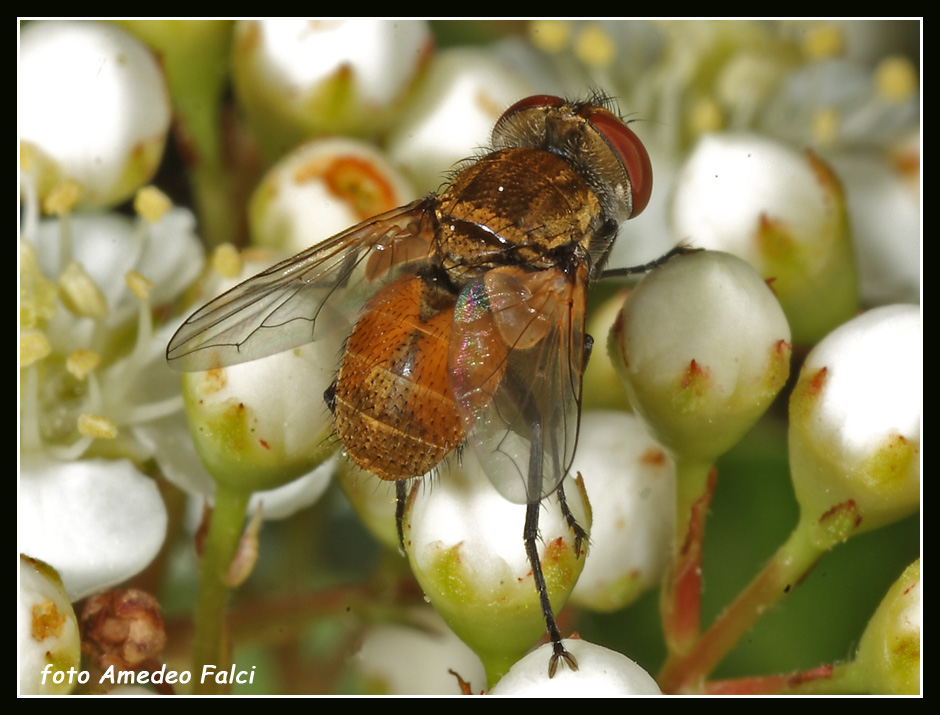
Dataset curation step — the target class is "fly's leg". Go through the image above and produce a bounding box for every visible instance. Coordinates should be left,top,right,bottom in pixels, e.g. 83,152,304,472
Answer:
599,244,701,280
525,422,578,677
557,480,588,557
396,480,407,553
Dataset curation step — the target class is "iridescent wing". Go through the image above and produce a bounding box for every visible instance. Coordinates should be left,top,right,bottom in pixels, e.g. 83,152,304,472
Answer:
167,198,436,372
450,264,589,504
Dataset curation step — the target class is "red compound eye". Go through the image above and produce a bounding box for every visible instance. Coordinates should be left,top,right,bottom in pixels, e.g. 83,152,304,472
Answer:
498,94,566,122
582,107,653,218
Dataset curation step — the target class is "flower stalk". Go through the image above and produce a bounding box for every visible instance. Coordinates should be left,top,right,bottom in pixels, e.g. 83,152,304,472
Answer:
658,502,861,693
191,484,252,694
660,462,715,655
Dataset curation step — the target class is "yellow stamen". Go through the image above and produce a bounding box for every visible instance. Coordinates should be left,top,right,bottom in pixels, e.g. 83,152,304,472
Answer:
802,24,844,61
574,24,615,69
20,141,37,172
212,243,243,280
529,20,571,54
59,262,107,318
812,107,840,145
688,96,724,135
126,270,154,301
67,349,101,380
77,413,118,439
42,179,83,216
134,186,173,223
20,330,52,367
875,56,917,102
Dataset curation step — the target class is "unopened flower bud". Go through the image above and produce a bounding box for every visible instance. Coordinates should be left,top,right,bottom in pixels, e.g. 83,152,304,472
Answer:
852,559,920,694
385,48,533,193
354,608,486,695
489,638,661,695
20,21,171,208
672,133,857,344
403,451,589,683
609,250,791,465
19,556,81,695
337,463,400,551
788,304,920,533
181,343,337,493
232,20,432,160
249,137,413,255
569,411,675,611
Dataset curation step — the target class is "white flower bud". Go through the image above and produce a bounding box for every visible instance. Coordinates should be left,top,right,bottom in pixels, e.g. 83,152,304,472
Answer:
489,639,661,695
354,608,486,695
181,343,337,494
610,250,791,464
569,411,675,611
853,559,920,694
232,20,431,159
385,47,533,193
788,304,920,533
671,132,857,344
175,250,340,494
404,450,588,682
19,556,81,695
20,21,171,208
249,138,414,255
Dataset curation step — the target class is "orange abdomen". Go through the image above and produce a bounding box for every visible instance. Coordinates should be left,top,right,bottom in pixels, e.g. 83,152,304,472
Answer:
332,274,463,480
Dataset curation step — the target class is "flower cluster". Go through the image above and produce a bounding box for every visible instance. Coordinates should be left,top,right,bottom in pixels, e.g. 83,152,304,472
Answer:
19,20,918,695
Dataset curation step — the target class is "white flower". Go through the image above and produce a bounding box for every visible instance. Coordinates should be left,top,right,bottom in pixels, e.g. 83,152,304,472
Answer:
20,458,167,602
20,205,203,599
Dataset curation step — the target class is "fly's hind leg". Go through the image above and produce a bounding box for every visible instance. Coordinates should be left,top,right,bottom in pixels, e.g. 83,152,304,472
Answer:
525,422,578,677
524,497,578,677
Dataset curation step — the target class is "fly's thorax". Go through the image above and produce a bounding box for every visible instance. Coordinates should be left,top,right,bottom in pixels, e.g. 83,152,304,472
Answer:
433,147,607,287
491,95,645,225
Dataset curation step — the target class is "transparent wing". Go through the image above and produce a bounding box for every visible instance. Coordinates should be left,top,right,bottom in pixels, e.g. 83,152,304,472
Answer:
450,264,588,504
167,198,436,372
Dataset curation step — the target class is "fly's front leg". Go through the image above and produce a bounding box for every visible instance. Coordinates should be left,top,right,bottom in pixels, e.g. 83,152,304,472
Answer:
396,479,407,553
599,244,701,280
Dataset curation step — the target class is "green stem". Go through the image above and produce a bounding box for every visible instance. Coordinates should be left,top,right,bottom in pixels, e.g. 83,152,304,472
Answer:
674,459,713,547
190,163,240,248
658,504,856,693
192,485,251,694
775,662,863,695
660,459,714,655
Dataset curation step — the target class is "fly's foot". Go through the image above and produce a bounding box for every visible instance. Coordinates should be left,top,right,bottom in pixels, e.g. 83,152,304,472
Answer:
548,641,579,678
